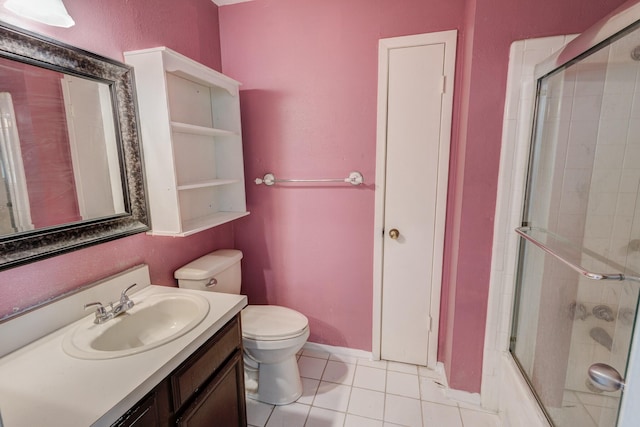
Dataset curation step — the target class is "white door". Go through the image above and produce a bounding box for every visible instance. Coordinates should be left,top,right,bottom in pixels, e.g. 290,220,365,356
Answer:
373,31,457,367
61,75,124,219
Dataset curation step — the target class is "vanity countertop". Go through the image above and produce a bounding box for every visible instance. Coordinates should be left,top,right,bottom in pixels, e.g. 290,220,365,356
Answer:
0,285,247,426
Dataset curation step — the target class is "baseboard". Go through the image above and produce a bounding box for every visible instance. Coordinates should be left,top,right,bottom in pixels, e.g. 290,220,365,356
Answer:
303,342,373,360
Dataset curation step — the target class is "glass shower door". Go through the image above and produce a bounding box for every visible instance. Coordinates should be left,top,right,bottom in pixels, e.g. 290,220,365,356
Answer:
510,22,640,427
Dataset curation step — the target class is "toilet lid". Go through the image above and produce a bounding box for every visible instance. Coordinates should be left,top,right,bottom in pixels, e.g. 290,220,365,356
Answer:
241,305,309,341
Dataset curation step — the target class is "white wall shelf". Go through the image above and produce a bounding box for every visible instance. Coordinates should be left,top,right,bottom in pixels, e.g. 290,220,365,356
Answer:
124,47,248,236
170,121,239,138
177,179,240,191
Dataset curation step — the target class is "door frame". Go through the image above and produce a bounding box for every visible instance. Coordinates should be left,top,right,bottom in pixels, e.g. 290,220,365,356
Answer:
372,30,457,367
0,92,33,233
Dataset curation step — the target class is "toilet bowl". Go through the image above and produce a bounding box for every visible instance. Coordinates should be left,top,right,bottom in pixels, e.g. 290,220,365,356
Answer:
174,249,309,405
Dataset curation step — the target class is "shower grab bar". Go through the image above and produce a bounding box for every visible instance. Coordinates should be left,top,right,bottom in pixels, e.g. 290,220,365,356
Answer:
254,171,364,186
515,226,640,282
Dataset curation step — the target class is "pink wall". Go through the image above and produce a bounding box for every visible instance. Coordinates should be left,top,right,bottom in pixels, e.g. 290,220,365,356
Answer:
220,0,629,392
219,0,465,350
0,0,229,319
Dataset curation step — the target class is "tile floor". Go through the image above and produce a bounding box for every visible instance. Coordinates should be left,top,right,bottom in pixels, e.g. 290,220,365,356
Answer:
246,349,501,427
546,390,619,427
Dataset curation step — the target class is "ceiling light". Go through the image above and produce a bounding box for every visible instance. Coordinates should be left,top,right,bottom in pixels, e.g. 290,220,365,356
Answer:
4,0,75,28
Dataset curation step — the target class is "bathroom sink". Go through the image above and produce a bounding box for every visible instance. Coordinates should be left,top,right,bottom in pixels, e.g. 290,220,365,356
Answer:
63,293,209,359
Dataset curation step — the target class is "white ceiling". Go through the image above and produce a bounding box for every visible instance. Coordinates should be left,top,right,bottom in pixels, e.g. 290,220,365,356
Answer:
212,0,254,6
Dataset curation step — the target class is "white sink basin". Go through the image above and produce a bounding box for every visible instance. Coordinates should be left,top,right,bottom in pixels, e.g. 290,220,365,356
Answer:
63,293,209,359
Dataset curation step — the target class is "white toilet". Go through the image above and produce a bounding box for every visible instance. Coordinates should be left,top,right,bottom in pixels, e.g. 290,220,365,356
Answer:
174,249,310,405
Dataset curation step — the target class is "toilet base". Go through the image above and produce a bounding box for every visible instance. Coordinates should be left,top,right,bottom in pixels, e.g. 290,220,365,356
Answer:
245,355,303,405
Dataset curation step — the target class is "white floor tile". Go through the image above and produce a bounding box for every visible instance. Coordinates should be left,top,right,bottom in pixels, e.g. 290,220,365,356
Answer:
459,408,502,427
418,366,445,383
384,394,422,426
584,403,619,426
353,365,386,392
420,377,458,407
266,403,310,427
246,398,274,427
297,378,320,405
322,360,356,385
422,401,463,427
386,371,421,399
547,403,597,427
305,407,346,427
302,349,331,359
575,391,619,408
348,387,385,420
457,401,493,413
248,349,505,427
313,381,352,412
345,414,384,427
330,353,360,364
387,361,419,374
358,358,388,370
299,355,328,380
562,390,579,404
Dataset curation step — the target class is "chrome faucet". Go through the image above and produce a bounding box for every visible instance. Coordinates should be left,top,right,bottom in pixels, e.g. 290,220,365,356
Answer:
84,283,137,324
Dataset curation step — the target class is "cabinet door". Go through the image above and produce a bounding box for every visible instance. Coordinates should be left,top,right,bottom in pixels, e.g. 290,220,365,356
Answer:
175,351,247,427
172,315,241,409
111,393,159,427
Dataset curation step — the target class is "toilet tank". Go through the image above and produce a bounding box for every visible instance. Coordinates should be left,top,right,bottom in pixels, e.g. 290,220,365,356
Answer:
174,249,243,294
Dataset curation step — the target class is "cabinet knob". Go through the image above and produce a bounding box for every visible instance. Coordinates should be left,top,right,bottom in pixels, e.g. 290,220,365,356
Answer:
389,229,400,240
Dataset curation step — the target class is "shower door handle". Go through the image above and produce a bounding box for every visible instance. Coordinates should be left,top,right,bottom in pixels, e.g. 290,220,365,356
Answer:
588,363,625,392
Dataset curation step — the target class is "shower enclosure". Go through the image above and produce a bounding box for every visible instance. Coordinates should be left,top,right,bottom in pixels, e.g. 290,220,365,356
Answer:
510,19,640,427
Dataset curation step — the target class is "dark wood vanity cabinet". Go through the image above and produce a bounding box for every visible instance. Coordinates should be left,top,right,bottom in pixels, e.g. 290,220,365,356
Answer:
175,351,245,426
111,392,162,427
111,315,247,427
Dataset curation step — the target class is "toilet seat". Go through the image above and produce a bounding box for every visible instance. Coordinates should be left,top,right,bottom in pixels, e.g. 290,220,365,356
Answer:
242,305,309,341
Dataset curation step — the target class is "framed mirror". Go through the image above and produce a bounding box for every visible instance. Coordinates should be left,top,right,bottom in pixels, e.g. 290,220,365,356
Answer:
0,22,148,270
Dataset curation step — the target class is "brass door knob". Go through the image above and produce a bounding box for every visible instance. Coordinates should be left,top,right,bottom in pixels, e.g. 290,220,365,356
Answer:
389,229,400,239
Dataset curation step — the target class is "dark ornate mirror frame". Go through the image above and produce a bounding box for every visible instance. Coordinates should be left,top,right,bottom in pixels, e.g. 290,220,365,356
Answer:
0,22,149,270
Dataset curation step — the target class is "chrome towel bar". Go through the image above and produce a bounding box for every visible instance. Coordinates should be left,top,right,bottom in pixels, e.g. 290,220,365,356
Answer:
515,226,640,282
255,171,364,186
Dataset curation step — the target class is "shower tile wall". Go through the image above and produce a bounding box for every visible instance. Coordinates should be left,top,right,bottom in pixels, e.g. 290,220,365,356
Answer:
511,44,609,407
533,48,606,404
565,34,640,396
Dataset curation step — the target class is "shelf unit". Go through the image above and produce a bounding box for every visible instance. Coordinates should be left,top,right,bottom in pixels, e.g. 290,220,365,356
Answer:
124,47,248,236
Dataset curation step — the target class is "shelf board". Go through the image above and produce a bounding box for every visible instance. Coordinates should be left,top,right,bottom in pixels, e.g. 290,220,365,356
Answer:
177,179,240,191
148,211,250,237
171,121,239,138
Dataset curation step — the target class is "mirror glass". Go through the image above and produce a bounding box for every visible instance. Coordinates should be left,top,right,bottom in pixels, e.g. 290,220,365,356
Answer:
0,57,125,236
0,22,148,270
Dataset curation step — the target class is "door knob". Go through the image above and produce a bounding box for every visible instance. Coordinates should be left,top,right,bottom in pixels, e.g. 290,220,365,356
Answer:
389,229,400,240
588,363,625,392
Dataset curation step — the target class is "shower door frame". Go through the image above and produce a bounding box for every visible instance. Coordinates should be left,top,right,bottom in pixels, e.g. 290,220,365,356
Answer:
524,10,640,426
483,2,640,425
